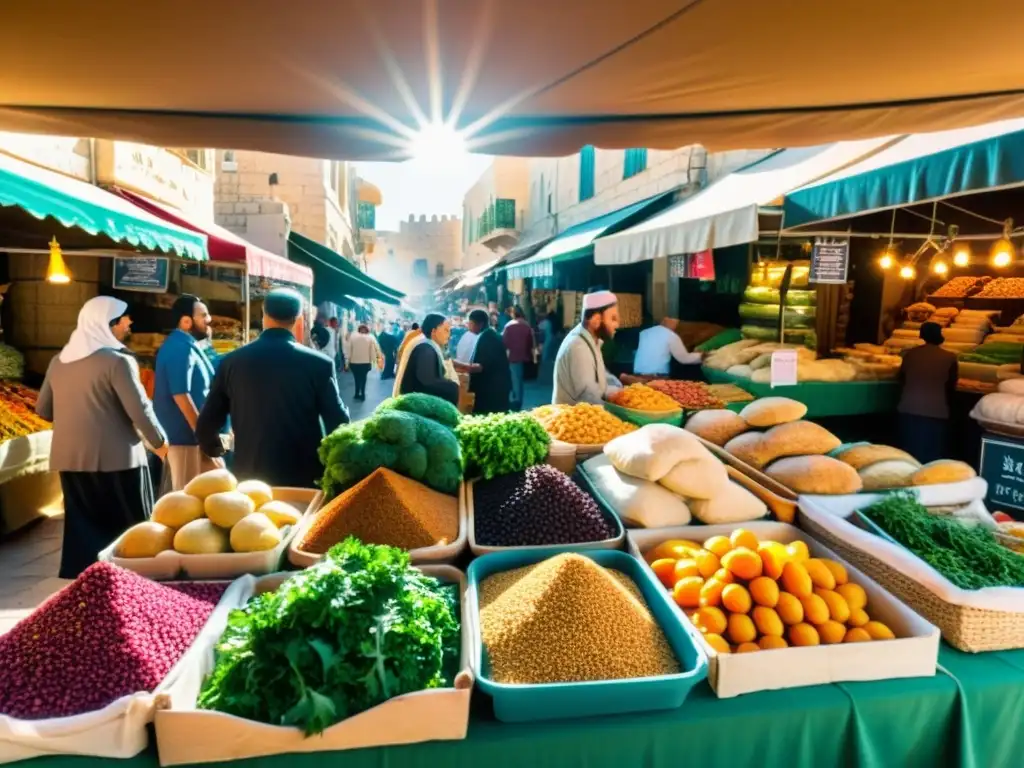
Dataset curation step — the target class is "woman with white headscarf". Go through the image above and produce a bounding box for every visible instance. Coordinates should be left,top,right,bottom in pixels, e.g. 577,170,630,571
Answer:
36,296,168,578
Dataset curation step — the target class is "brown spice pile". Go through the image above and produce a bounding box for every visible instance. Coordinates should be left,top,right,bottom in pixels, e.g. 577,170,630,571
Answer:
479,553,679,685
301,468,458,554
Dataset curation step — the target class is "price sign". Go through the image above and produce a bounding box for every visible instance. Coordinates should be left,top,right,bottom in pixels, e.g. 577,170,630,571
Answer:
810,239,850,284
112,256,170,293
980,436,1024,513
770,349,798,388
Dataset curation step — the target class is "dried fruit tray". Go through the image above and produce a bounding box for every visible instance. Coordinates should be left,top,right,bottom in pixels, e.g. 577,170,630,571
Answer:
99,488,322,581
288,481,467,568
466,548,708,723
466,478,625,557
628,522,940,698
154,567,473,765
0,577,248,764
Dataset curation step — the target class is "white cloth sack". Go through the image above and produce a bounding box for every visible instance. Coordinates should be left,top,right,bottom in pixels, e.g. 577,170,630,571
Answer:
687,480,768,524
0,576,251,764
658,449,730,500
603,423,706,482
581,454,691,528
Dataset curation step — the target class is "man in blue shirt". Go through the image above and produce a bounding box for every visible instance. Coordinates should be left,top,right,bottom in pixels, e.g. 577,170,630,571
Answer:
154,294,221,490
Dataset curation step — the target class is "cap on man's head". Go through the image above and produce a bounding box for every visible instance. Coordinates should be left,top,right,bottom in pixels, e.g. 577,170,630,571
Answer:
264,287,304,323
582,290,617,311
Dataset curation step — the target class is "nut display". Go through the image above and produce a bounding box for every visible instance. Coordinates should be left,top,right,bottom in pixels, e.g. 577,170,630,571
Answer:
532,403,636,445
930,276,988,298
976,277,1024,298
606,383,681,412
648,380,726,410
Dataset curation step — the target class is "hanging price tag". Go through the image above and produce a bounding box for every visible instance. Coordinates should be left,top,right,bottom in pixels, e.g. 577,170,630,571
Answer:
770,350,798,388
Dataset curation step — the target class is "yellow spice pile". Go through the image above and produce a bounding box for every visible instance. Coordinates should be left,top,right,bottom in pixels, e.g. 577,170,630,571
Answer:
531,404,636,445
479,553,679,685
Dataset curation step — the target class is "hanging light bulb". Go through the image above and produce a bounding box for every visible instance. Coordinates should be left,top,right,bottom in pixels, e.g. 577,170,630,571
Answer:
952,243,971,267
45,237,71,284
878,251,895,270
899,264,916,280
991,237,1015,268
932,259,949,276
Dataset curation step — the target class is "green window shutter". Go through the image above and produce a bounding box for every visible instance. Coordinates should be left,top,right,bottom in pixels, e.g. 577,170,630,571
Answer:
623,148,648,179
495,198,516,229
579,145,596,201
356,201,376,229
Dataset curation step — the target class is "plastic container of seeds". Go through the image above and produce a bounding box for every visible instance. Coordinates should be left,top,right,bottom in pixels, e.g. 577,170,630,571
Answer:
466,548,707,723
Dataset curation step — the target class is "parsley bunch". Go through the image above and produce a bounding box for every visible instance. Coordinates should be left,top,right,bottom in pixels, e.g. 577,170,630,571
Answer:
196,538,460,734
863,492,1024,590
456,412,551,480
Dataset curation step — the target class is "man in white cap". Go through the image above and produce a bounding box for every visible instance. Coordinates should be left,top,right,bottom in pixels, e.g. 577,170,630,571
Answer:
552,289,623,405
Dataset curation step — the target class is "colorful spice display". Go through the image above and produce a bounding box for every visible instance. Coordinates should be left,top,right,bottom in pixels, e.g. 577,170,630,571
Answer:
0,382,50,441
606,384,681,412
301,468,459,553
479,553,679,684
532,403,636,445
0,563,223,719
648,380,725,410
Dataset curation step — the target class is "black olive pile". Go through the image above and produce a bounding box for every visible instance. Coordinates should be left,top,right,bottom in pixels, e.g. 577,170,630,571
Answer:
473,465,616,547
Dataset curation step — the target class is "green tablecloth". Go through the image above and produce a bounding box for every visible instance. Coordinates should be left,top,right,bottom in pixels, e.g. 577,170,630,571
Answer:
26,645,1024,768
701,368,899,418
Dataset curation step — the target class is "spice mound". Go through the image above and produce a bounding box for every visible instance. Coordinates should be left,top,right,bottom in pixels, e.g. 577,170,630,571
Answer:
0,562,223,720
474,464,615,547
480,553,679,684
301,467,458,554
607,384,681,412
532,403,636,445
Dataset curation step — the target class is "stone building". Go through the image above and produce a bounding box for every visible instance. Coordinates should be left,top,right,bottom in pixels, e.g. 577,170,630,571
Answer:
461,157,530,271
366,214,462,297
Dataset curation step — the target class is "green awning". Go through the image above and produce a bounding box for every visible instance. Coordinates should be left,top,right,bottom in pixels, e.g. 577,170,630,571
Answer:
288,231,403,300
505,191,676,280
286,232,401,305
784,118,1024,228
0,150,207,260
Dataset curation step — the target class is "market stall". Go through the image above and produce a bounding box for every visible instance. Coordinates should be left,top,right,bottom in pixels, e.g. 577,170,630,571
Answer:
7,393,1024,767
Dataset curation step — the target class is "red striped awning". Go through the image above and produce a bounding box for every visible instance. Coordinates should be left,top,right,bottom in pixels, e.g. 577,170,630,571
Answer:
112,187,313,288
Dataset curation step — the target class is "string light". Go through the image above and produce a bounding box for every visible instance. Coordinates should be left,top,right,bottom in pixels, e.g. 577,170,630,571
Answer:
899,264,916,280
952,243,971,267
991,237,1015,268
878,252,894,270
932,259,949,275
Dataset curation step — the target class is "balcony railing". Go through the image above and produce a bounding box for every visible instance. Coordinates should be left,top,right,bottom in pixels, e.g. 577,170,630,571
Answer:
473,198,520,243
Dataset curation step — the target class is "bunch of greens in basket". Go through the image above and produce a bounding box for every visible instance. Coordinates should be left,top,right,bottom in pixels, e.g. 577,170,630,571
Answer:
456,412,551,479
197,537,460,735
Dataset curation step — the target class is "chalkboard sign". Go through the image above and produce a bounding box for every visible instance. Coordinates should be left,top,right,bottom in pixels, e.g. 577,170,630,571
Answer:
810,240,849,284
980,436,1024,512
112,256,170,293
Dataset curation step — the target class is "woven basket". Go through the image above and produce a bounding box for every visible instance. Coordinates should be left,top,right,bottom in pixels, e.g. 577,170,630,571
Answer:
799,512,1024,652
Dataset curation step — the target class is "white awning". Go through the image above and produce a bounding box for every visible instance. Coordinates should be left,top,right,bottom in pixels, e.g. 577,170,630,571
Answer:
594,139,895,265
455,257,502,290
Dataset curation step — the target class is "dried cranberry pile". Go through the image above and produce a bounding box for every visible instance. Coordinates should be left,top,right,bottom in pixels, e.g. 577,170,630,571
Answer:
473,464,615,547
0,563,224,720
165,581,230,605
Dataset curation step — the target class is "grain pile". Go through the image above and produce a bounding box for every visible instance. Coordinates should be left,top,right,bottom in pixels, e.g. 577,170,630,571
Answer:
480,553,679,684
473,465,615,547
301,468,458,554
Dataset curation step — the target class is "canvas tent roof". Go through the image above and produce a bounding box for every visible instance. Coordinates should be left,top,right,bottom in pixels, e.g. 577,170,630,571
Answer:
3,0,1024,158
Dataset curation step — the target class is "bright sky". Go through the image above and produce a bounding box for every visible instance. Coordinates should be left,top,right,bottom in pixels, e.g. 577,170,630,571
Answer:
354,153,493,231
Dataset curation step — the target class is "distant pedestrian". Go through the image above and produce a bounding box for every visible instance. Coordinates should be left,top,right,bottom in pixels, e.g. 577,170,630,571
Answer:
345,324,381,401
378,325,398,380
397,313,459,406
502,306,535,410
467,309,511,414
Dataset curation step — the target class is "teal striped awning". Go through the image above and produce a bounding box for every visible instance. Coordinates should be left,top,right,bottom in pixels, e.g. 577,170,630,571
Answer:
784,118,1024,228
0,150,207,260
505,191,676,280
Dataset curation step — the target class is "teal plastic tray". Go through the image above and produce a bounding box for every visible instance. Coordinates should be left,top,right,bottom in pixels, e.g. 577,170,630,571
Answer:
467,548,708,723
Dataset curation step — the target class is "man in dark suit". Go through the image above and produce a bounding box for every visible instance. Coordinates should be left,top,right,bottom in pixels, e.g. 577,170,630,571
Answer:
196,288,349,488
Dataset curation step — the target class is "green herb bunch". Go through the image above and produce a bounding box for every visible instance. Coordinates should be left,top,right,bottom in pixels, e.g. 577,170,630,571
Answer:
196,537,460,735
456,412,551,480
862,492,1024,590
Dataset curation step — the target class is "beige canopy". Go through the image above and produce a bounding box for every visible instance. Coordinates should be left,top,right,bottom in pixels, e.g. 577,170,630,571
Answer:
4,0,1024,159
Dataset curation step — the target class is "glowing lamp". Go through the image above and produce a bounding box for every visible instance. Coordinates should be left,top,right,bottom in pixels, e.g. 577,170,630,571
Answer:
952,243,971,267
991,238,1015,268
878,253,894,270
45,237,71,284
932,259,949,276
899,264,916,280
